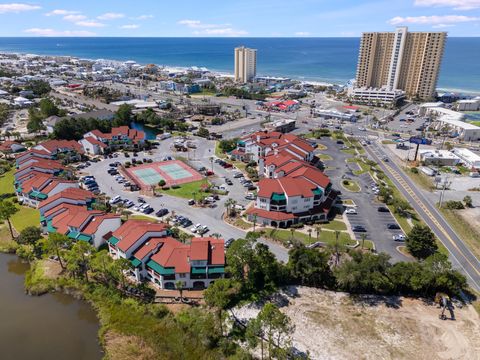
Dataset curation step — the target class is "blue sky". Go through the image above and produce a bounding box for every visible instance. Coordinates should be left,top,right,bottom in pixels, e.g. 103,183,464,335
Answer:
0,0,479,37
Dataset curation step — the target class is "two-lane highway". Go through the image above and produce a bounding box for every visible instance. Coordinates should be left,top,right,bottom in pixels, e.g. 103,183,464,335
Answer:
365,142,480,292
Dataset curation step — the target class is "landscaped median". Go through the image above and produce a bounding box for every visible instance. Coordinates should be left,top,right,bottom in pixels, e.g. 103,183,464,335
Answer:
341,179,361,192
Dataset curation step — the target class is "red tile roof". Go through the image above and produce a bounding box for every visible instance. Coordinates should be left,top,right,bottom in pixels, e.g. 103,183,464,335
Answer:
133,237,168,260
34,139,83,154
82,214,119,235
83,136,107,148
246,207,295,221
112,220,168,252
39,188,94,210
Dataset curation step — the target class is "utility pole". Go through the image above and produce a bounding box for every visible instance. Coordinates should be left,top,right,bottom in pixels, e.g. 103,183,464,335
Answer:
438,175,451,208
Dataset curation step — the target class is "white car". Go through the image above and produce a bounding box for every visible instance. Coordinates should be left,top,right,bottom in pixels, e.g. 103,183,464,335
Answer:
345,208,357,214
393,234,406,241
190,224,202,233
109,195,121,205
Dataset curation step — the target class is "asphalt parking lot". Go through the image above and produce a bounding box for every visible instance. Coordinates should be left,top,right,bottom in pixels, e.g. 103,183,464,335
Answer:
317,137,408,262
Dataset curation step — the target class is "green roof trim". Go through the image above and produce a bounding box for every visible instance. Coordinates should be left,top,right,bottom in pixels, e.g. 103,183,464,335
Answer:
67,230,79,239
108,236,120,245
29,190,48,200
46,220,56,233
313,188,323,196
237,140,245,145
191,267,206,274
208,266,225,274
271,193,286,201
130,257,142,268
146,260,175,275
77,234,92,242
40,215,45,222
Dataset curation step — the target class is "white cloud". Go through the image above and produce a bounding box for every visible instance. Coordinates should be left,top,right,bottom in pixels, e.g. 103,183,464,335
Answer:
45,9,79,16
75,20,106,28
0,3,41,14
97,12,124,20
414,0,480,10
388,15,480,25
294,31,311,36
193,28,247,36
24,28,95,37
432,23,455,28
120,24,139,29
131,15,153,20
178,19,246,36
63,14,86,22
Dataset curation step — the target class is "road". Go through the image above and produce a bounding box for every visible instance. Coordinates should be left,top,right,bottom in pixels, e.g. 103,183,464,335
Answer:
84,139,289,263
366,142,480,292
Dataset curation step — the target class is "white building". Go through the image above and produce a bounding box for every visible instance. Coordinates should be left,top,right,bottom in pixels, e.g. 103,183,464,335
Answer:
451,148,480,170
234,46,257,83
457,98,480,112
347,86,405,105
418,149,460,166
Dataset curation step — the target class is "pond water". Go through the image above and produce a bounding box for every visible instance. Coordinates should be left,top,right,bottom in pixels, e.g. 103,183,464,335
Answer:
130,121,160,140
0,253,103,360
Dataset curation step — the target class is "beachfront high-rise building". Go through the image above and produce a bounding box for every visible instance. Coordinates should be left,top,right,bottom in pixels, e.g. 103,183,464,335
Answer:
234,46,257,83
355,27,447,100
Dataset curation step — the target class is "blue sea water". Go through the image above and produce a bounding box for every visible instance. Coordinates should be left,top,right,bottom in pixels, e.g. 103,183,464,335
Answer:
0,37,478,94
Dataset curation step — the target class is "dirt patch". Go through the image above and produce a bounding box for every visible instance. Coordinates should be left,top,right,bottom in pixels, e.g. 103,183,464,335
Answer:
104,331,156,360
40,259,63,279
232,286,480,360
458,207,480,234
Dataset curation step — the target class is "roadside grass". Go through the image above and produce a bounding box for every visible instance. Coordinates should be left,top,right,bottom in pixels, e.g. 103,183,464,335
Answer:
438,207,480,260
157,180,210,199
322,220,347,231
381,140,395,145
341,180,361,192
129,215,157,222
265,228,354,246
361,240,375,250
341,148,356,155
405,168,435,191
351,160,371,175
341,199,356,206
316,143,327,150
0,168,15,195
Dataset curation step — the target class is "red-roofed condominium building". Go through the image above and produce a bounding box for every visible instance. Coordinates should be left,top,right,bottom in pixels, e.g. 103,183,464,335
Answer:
107,220,225,290
242,131,338,228
80,126,146,155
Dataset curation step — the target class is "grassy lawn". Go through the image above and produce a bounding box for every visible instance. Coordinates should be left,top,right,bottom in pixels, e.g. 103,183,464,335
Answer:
0,223,18,253
316,143,327,150
341,148,356,155
10,205,40,233
232,161,247,172
232,217,251,230
341,180,361,192
341,199,356,206
0,169,15,195
128,215,157,221
214,141,227,159
322,220,347,231
352,160,371,176
265,228,353,246
381,140,395,145
157,180,210,199
318,154,333,161
439,208,480,260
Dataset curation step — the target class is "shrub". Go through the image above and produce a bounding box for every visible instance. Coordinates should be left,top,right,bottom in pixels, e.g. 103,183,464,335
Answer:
342,180,350,186
443,200,464,210
411,167,419,174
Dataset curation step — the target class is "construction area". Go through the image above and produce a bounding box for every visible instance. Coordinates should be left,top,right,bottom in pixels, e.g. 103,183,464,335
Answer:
232,286,480,360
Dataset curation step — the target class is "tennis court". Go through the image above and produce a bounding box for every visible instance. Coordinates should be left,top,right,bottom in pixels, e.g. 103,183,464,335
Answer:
125,160,202,189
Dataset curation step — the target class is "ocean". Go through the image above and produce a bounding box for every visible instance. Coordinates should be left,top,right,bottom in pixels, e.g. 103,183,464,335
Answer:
0,37,478,94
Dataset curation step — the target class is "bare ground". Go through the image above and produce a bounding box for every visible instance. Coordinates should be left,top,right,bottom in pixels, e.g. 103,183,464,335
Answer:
232,286,480,360
104,331,156,360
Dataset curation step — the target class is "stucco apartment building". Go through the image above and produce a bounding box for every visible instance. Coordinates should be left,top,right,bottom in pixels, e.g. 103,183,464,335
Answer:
355,26,446,100
107,220,225,290
80,126,146,156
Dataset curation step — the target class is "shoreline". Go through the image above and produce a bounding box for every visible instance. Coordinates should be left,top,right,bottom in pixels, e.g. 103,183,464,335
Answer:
2,48,480,94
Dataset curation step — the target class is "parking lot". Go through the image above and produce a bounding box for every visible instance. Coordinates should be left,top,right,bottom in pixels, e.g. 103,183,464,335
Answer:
79,135,289,262
317,137,408,262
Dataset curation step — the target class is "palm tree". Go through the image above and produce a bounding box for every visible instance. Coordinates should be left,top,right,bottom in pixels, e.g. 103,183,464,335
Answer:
252,213,257,232
176,280,184,302
307,228,312,242
290,228,295,242
360,233,367,250
224,198,236,218
314,225,322,241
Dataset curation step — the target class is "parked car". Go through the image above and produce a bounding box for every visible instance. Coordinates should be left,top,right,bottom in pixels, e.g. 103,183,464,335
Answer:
225,178,233,186
137,197,146,203
187,199,196,206
387,223,401,230
109,195,122,205
156,208,169,217
393,234,406,241
352,225,367,232
345,208,357,214
190,224,202,233
197,225,209,235
377,207,390,213
245,193,256,200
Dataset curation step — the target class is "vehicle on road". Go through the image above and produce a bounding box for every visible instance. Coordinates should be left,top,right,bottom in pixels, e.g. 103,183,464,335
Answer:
352,225,367,232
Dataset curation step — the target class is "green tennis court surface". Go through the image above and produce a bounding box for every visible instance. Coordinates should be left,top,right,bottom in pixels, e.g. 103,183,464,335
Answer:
159,163,192,180
132,168,164,185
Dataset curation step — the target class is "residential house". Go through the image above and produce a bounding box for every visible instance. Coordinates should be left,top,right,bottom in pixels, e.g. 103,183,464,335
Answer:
38,188,95,216
16,173,78,207
80,126,146,155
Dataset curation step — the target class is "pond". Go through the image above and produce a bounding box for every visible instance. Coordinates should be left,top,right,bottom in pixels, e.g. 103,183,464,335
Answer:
0,253,103,360
130,121,160,140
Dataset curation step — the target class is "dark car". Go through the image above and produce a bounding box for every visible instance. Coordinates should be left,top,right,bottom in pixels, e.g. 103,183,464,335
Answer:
352,225,367,232
225,238,235,248
138,197,146,203
225,178,233,185
143,207,154,214
387,223,401,230
336,140,344,145
377,206,390,213
156,208,169,217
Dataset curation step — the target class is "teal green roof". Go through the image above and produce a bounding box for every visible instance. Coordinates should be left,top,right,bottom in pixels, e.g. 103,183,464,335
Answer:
271,193,286,201
237,140,245,145
313,188,323,196
29,190,48,200
67,230,79,239
130,257,142,268
208,266,225,274
77,234,92,242
191,267,206,274
46,220,56,233
146,260,175,275
108,236,120,245
40,215,45,222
